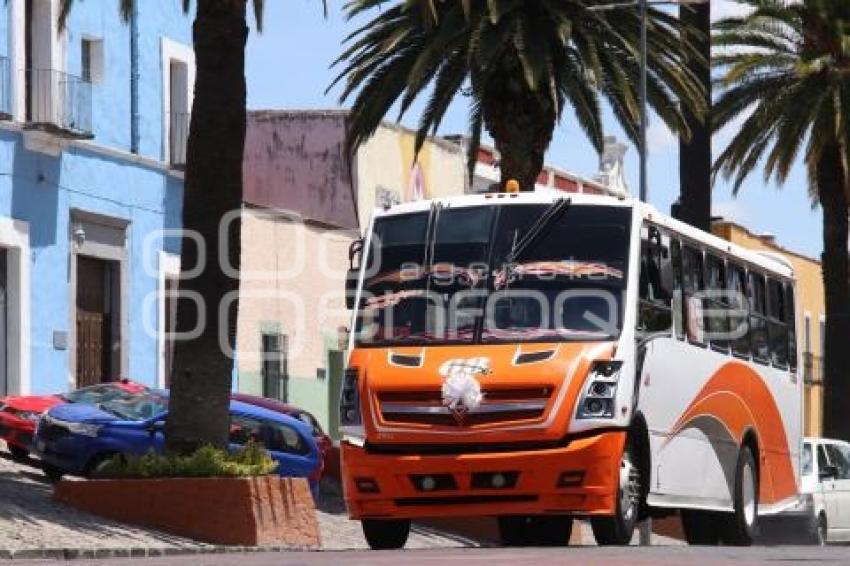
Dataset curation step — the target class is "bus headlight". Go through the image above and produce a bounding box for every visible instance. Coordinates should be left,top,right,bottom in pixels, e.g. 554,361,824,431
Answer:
576,360,623,420
340,367,362,426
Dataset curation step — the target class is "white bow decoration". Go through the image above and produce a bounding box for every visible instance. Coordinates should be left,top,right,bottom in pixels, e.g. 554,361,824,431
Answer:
439,358,488,412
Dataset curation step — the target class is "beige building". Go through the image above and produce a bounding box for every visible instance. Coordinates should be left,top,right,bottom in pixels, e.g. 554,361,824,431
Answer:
236,110,468,435
713,220,824,437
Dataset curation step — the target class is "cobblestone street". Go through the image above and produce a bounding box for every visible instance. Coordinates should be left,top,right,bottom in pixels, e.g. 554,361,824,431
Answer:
0,442,475,556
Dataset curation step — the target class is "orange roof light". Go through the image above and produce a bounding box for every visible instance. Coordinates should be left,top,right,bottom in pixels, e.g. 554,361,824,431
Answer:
505,179,520,193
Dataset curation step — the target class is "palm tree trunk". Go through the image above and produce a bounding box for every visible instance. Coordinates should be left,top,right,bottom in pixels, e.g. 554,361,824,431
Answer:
165,0,248,454
818,144,850,442
482,60,556,192
676,3,711,231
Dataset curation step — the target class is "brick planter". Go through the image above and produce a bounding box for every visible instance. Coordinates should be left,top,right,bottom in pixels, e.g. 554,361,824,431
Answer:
54,476,320,548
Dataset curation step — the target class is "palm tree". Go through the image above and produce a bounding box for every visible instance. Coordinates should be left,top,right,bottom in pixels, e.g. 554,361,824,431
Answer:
59,0,268,454
677,2,711,231
331,0,706,191
713,0,850,441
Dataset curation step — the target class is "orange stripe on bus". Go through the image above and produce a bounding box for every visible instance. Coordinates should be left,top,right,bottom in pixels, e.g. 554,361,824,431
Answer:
669,361,797,504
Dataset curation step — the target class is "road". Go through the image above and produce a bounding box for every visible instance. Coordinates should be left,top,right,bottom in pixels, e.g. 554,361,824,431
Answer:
15,546,850,566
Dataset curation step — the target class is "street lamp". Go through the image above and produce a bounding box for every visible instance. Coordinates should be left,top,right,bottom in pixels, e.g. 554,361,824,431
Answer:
589,0,709,204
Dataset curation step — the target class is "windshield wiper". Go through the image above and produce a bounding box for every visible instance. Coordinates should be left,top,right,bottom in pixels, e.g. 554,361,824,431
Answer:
497,198,572,291
506,198,571,265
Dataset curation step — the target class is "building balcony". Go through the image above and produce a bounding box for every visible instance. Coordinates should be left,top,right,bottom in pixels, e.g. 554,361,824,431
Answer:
169,112,189,169
24,68,93,139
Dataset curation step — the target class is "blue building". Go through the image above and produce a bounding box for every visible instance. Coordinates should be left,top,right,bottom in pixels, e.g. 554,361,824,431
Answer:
0,1,192,395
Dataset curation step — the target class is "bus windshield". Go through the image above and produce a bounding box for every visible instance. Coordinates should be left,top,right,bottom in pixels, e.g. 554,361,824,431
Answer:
354,203,631,346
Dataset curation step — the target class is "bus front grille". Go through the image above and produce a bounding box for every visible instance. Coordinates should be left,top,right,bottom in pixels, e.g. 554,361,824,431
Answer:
378,387,551,427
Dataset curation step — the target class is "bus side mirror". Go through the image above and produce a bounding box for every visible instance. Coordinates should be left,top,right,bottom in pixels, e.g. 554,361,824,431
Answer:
345,269,360,310
346,238,366,311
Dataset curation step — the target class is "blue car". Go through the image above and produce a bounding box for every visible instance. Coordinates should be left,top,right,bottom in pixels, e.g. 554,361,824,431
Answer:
33,390,322,494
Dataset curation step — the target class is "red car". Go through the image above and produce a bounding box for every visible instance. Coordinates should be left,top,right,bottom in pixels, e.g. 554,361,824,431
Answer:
231,393,333,481
0,380,147,460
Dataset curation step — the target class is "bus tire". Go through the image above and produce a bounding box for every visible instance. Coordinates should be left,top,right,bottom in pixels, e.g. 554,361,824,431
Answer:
719,446,759,546
498,515,573,546
680,509,721,545
361,518,410,550
590,442,640,545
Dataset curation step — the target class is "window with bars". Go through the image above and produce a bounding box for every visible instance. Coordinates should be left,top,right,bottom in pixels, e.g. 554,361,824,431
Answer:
261,333,288,401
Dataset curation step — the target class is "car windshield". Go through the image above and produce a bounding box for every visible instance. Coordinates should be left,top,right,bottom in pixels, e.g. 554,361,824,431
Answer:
61,384,135,405
99,393,168,421
355,203,631,346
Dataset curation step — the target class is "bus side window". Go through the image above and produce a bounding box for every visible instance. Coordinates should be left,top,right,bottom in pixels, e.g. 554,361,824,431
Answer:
705,254,730,352
785,282,798,372
726,262,751,358
749,273,770,364
767,277,789,368
682,245,705,344
638,225,673,333
671,239,685,340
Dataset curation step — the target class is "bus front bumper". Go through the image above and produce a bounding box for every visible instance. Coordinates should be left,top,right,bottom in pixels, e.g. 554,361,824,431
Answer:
342,430,626,520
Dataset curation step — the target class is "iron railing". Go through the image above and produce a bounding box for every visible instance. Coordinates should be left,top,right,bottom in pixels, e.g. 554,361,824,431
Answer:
0,57,11,120
169,112,190,169
24,68,92,138
803,352,823,385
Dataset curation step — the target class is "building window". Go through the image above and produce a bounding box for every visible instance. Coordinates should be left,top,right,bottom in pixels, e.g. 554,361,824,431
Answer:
81,38,103,84
261,333,288,401
804,313,811,354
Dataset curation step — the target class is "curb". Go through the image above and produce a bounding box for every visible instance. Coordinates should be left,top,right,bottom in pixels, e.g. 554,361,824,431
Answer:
0,544,319,561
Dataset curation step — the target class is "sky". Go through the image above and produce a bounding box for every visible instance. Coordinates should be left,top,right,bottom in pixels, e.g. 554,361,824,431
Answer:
244,0,822,260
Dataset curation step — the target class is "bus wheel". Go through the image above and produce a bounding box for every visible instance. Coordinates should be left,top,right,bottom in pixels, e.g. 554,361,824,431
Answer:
361,518,410,550
680,510,721,545
498,515,573,547
590,443,640,545
719,446,759,546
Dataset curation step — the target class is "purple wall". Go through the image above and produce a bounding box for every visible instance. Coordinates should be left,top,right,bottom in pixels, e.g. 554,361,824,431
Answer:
243,111,358,230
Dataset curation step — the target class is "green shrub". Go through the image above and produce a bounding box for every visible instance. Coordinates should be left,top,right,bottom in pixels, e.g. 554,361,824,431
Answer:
97,441,278,479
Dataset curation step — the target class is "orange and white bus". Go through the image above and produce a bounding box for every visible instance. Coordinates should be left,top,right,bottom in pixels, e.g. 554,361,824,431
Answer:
340,189,802,548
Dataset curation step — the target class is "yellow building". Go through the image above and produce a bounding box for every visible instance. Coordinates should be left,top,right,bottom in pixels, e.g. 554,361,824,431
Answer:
712,220,824,437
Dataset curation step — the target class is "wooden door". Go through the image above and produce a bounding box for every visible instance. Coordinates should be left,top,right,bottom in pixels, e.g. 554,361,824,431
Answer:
76,256,112,387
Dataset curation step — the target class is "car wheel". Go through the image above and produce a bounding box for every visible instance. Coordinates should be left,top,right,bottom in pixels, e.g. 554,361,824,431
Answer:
361,519,411,550
681,509,721,545
85,453,120,479
719,446,759,546
590,442,640,545
7,444,29,461
498,515,573,547
815,513,827,546
42,464,64,483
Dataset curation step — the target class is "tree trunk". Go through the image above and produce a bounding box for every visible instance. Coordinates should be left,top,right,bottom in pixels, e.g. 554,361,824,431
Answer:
818,144,850,442
165,0,248,454
676,3,711,231
481,55,556,192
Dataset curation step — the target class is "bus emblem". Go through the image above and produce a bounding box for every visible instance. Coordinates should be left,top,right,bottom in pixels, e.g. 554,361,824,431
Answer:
439,358,489,424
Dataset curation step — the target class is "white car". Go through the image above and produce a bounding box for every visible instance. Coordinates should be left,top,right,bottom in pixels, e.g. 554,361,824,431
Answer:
802,437,850,544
